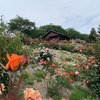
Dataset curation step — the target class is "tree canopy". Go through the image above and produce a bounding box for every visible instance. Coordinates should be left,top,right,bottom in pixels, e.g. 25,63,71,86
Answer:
89,28,97,41
8,16,36,37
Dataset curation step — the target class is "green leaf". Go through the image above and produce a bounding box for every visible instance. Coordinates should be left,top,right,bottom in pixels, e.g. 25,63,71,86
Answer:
17,89,23,95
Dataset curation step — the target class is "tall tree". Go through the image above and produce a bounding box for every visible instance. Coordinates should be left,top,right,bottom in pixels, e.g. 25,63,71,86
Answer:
8,16,36,37
65,28,81,39
0,15,7,34
36,24,67,36
89,28,97,41
97,25,100,34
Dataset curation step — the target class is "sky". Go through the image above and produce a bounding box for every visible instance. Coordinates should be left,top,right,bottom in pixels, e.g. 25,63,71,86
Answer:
0,0,100,34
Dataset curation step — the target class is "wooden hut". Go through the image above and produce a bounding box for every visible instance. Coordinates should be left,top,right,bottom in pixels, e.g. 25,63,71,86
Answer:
42,30,70,41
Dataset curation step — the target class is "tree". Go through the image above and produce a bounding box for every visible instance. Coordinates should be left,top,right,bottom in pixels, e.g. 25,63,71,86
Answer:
0,15,7,34
89,28,97,41
8,16,36,37
97,25,100,34
79,34,89,42
35,24,67,37
65,28,81,39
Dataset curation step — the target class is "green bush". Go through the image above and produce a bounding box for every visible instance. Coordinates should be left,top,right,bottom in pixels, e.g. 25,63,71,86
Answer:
43,42,60,50
34,47,53,63
86,63,100,98
84,39,100,98
0,35,24,65
59,43,75,52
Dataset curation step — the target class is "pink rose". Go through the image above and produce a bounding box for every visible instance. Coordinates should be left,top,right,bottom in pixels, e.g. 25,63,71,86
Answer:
98,62,100,65
84,65,89,69
75,71,79,75
54,69,58,74
79,49,83,53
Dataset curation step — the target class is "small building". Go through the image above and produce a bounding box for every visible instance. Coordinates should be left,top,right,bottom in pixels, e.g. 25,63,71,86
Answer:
42,30,70,41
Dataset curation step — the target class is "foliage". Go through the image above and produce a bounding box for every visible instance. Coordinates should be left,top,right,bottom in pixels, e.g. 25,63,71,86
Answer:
66,28,81,39
86,64,100,98
34,47,53,63
69,86,90,100
27,77,35,85
34,70,45,79
42,41,60,50
81,56,100,98
0,32,31,66
93,38,100,58
59,43,75,52
56,75,72,89
46,79,62,100
8,15,36,37
37,24,67,36
89,28,97,41
97,24,100,34
23,71,29,79
66,28,89,42
84,39,100,98
0,35,25,65
80,34,89,42
0,65,9,95
0,15,7,34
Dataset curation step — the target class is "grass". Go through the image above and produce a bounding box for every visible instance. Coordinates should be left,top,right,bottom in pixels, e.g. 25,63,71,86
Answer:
23,71,29,79
56,75,72,89
27,77,36,85
66,58,73,61
69,85,91,100
34,70,45,79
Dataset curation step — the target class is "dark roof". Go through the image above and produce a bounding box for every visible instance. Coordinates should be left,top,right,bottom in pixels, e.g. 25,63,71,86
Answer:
42,30,71,39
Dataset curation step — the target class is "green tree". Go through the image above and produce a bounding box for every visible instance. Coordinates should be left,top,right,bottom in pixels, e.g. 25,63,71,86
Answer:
36,24,67,37
65,28,81,39
97,25,100,34
8,16,36,37
0,15,7,34
89,28,97,41
79,34,89,42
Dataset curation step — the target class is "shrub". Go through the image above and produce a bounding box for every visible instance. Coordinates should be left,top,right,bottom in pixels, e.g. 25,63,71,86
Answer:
85,63,100,98
42,41,60,50
34,47,53,63
84,39,100,98
0,35,24,65
59,43,75,52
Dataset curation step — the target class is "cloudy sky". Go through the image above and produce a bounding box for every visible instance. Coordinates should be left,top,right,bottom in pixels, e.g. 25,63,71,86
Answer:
0,0,100,34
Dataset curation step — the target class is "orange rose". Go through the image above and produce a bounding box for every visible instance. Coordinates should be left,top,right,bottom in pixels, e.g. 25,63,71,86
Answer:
5,54,23,71
24,88,42,100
